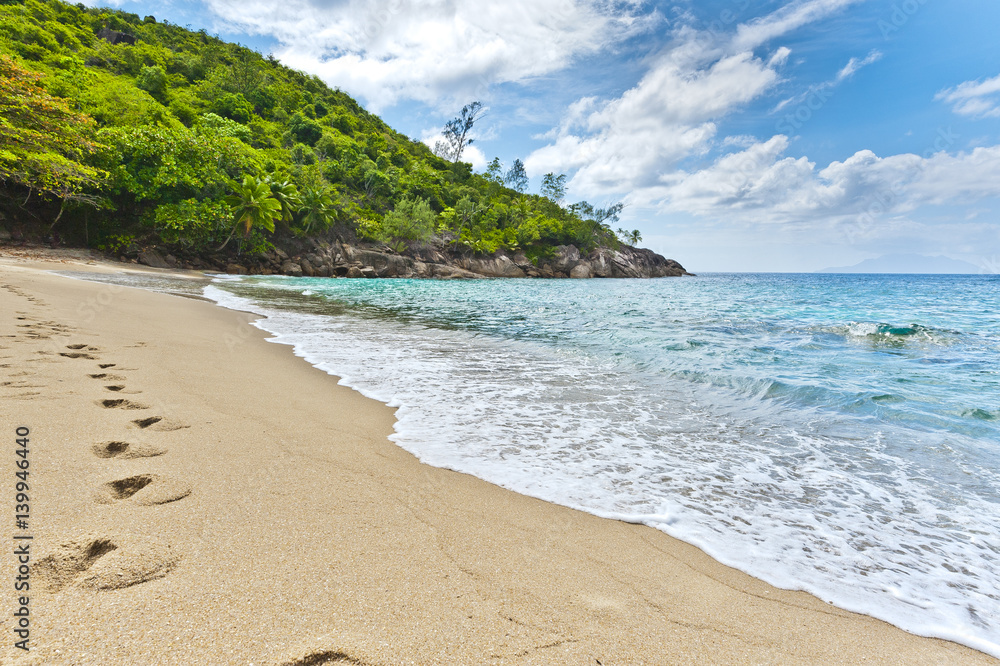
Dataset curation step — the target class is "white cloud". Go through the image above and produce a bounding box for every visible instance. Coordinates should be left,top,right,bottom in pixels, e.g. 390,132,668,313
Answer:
526,49,785,192
730,0,864,52
937,73,1000,119
648,139,1000,226
526,0,862,194
835,49,883,82
773,49,881,113
204,0,653,111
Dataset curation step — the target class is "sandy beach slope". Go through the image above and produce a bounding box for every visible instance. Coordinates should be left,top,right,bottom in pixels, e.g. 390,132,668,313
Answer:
1,253,995,665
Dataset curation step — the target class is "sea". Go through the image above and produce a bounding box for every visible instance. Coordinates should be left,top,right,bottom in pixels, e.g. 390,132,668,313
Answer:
69,270,1000,656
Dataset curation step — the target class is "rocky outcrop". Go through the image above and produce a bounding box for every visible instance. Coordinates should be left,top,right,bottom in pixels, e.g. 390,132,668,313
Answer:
154,238,689,280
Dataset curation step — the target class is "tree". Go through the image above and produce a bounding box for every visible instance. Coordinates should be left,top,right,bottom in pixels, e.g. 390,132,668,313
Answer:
287,112,322,146
540,172,566,202
433,101,484,161
505,158,528,193
0,54,105,206
265,177,300,226
618,228,642,245
211,92,254,124
381,197,435,242
296,185,335,234
484,157,503,184
136,65,168,101
218,175,281,250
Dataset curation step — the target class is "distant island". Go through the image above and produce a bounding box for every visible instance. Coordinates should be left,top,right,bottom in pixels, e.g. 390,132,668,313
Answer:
818,253,982,274
0,0,686,278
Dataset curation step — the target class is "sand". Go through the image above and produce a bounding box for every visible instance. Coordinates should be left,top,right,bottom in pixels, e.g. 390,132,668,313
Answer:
0,250,996,665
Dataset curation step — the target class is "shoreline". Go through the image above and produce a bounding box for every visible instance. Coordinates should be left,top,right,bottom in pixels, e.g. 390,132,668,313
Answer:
1,251,996,664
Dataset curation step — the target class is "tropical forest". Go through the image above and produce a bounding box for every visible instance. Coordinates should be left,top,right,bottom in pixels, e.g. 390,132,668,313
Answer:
0,0,686,278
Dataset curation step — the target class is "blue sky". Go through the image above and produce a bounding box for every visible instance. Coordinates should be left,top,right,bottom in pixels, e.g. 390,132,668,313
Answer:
95,0,1000,272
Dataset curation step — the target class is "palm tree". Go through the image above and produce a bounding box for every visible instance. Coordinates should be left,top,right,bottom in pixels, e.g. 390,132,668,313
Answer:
297,185,336,234
266,178,300,227
217,175,282,251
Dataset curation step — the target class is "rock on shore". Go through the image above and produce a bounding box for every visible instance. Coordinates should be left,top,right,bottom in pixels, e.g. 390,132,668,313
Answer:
144,241,691,279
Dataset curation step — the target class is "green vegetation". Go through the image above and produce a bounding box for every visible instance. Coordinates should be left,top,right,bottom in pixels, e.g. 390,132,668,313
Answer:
0,0,628,261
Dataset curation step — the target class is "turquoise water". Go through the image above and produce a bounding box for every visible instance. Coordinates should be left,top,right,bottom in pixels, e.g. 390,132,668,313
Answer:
74,270,1000,655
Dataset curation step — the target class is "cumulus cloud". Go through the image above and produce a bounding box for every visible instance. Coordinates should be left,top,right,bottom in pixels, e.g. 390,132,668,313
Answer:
525,47,789,192
526,0,869,195
524,0,1000,235
647,138,1000,226
937,73,1000,119
204,0,652,110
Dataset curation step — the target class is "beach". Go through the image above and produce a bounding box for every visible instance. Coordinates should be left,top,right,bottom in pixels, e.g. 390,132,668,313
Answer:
1,251,995,665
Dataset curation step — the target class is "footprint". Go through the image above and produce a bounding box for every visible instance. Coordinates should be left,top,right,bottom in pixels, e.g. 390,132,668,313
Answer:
92,441,167,459
66,344,88,350
61,352,97,359
133,416,188,431
280,651,366,666
89,373,125,380
104,385,137,393
95,474,191,505
99,398,148,410
99,363,116,369
35,538,117,592
36,536,178,592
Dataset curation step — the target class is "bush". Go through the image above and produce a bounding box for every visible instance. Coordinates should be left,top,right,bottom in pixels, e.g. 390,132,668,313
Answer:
210,92,254,124
198,113,252,143
380,197,435,242
287,111,322,146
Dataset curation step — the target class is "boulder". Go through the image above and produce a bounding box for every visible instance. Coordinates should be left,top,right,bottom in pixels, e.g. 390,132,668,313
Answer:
299,258,315,277
353,249,411,277
281,260,303,277
225,263,245,275
138,249,170,269
552,245,581,273
461,255,526,278
360,266,378,278
346,266,364,278
570,262,592,279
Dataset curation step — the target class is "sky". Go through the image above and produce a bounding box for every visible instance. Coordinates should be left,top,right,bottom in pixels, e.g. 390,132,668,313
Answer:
92,0,1000,272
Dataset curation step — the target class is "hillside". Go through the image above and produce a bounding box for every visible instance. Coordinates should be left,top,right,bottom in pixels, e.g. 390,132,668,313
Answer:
0,0,687,277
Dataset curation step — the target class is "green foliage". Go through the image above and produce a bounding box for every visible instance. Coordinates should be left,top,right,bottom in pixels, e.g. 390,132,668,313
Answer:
379,197,434,242
0,0,624,260
210,92,253,124
540,173,566,203
198,112,251,143
287,111,322,146
220,174,280,250
154,197,232,248
0,53,105,198
135,64,167,100
297,185,336,234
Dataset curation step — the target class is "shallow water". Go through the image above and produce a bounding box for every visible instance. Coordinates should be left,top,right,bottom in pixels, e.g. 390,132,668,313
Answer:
70,270,1000,656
